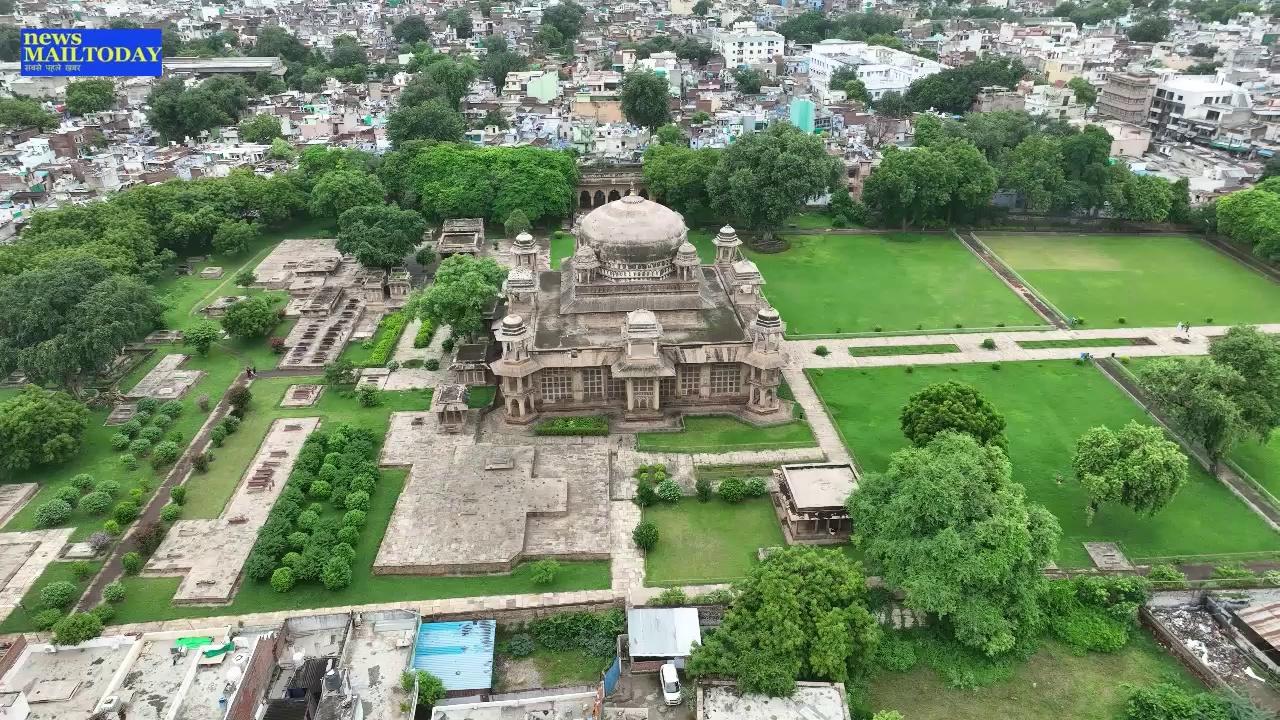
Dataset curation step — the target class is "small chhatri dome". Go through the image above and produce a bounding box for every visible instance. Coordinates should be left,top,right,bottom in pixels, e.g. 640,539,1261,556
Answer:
578,195,689,269
504,265,536,290
626,308,659,331
514,232,535,250
675,241,699,266
756,307,782,328
573,243,600,268
500,314,526,336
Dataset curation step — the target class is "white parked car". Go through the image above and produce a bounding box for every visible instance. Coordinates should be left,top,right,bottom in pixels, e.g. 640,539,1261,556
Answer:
660,662,682,706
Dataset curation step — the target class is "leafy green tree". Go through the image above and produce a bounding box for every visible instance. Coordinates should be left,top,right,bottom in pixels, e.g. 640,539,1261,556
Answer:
866,33,904,49
536,25,565,52
329,35,367,68
1127,16,1171,41
504,209,531,238
1167,177,1192,223
146,76,251,142
417,255,507,338
864,141,996,228
184,320,222,356
482,49,527,91
707,122,842,235
404,670,446,709
65,79,117,115
873,90,909,117
900,380,1006,450
220,296,278,339
392,16,431,43
732,67,764,94
444,8,474,38
692,0,710,14
642,144,721,225
1216,188,1280,261
851,432,1060,656
620,70,671,130
1138,357,1246,465
387,99,466,146
1002,135,1066,212
268,137,295,161
654,124,684,146
0,386,88,472
632,519,659,549
779,11,833,43
1111,173,1173,221
1067,77,1097,106
674,38,714,65
1073,421,1189,522
844,78,871,104
321,556,352,589
0,26,19,62
309,170,385,220
1210,325,1280,441
904,57,1025,114
212,220,259,256
424,58,479,107
238,113,283,143
335,204,427,269
687,547,880,695
542,1,586,41
0,97,57,130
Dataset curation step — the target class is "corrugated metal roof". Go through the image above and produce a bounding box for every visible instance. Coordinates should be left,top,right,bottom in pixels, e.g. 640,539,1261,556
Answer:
413,620,496,692
1236,602,1280,649
627,608,702,659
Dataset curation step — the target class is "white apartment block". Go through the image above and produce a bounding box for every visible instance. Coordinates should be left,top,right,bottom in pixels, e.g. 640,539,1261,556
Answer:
806,40,947,100
1024,84,1087,122
713,21,784,67
1148,75,1254,145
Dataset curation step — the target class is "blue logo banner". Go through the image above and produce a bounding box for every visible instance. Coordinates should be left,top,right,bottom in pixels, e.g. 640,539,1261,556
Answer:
21,28,163,77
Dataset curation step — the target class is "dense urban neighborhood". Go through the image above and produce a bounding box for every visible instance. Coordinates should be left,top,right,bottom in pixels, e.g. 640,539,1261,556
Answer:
0,0,1278,718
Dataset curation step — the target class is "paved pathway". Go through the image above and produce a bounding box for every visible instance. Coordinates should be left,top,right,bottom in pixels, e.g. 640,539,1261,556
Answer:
781,368,850,465
785,323,1280,370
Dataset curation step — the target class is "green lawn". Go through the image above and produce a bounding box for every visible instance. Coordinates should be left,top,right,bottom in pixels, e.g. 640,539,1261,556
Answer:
781,212,838,231
980,233,1280,328
340,311,406,367
746,234,1044,336
871,634,1196,720
550,231,575,269
848,343,960,357
182,378,433,519
1233,435,1280,501
467,385,497,408
635,415,816,454
0,560,102,633
1017,337,1147,350
807,361,1278,567
644,497,785,585
494,626,607,691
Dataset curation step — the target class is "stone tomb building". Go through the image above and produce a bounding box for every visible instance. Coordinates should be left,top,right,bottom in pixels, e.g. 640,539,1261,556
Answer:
491,195,789,425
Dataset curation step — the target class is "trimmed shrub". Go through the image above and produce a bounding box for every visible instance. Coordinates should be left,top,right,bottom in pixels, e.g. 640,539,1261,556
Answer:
52,612,103,646
814,345,830,357
331,542,356,563
160,503,181,523
309,480,332,500
632,520,659,550
424,358,440,371
529,559,560,585
288,531,309,550
91,604,115,623
980,338,996,350
652,587,687,607
40,580,78,609
321,556,353,589
356,384,382,407
103,520,121,536
245,551,277,581
112,500,140,525
169,485,186,505
655,478,682,503
198,394,210,412
297,509,320,531
413,318,437,348
80,492,111,516
343,509,367,529
363,312,408,367
533,416,609,436
506,633,535,657
53,486,81,508
34,500,73,528
159,400,183,418
86,531,112,554
139,425,164,443
695,476,712,502
192,451,211,474
271,567,295,593
71,473,94,492
128,438,152,456
634,479,657,507
874,635,919,672
133,410,152,425
344,491,370,511
210,425,228,447
717,476,747,504
33,608,62,631
69,560,93,580
743,476,768,497
122,551,143,575
151,440,181,466
136,397,158,414
110,433,131,450
1147,564,1185,584
337,525,360,545
120,419,143,438
150,413,173,429
119,453,139,469
103,581,126,603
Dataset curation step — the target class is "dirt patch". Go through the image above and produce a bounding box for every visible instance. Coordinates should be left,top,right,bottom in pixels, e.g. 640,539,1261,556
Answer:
493,655,544,694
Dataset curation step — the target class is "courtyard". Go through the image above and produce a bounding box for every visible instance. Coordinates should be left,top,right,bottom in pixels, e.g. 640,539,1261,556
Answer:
980,233,1280,328
746,233,1045,336
807,360,1278,567
643,496,785,586
634,415,817,453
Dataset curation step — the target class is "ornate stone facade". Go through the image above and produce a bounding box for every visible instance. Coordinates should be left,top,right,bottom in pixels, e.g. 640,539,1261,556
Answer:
489,195,789,424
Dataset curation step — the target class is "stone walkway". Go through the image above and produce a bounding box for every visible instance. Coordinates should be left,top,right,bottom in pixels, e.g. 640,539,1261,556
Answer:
781,368,851,465
785,323,1280,370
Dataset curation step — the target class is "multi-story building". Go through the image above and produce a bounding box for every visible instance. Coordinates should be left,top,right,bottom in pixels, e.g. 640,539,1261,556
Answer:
806,40,946,101
1097,70,1157,124
1147,75,1254,146
1024,84,1086,122
712,21,784,68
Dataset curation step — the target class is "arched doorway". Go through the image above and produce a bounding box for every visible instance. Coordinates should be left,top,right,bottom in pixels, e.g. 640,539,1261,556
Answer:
608,189,621,202
579,190,592,208
594,190,606,206
638,188,650,199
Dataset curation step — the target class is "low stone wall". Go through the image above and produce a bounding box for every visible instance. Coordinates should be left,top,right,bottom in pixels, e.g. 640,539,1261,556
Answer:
1140,604,1233,692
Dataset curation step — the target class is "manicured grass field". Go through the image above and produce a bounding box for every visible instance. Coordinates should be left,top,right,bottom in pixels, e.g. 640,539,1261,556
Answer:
1233,435,1280,500
745,234,1044,336
848,343,960,357
550,231,575,269
980,233,1280,328
1017,337,1147,350
807,361,1278,567
871,634,1196,720
0,560,102,633
644,497,785,585
635,415,817,453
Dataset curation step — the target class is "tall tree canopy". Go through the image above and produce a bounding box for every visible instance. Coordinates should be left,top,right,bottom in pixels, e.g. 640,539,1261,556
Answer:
863,140,998,228
1209,325,1280,441
899,380,1007,449
1073,421,1188,522
146,76,251,142
642,144,722,226
620,70,671,130
416,255,508,337
904,57,1026,114
65,79,117,115
542,1,586,42
851,431,1061,656
687,547,880,696
387,99,466,146
707,122,843,234
392,16,431,44
0,386,88,474
239,113,283,143
336,205,427,269
309,170,386,220
0,97,58,131
1216,186,1280,261
1138,357,1246,465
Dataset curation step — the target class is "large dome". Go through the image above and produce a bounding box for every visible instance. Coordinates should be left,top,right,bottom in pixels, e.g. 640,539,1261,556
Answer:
578,195,688,269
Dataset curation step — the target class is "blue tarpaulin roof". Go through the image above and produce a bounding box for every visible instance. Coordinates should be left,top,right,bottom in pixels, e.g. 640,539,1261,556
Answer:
412,620,496,691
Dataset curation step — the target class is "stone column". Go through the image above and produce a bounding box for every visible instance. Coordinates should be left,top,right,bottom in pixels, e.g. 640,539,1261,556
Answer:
699,365,711,399
653,380,661,411
626,379,634,411
572,370,584,403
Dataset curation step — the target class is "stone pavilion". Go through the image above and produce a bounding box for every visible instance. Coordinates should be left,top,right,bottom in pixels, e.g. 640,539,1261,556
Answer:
490,195,790,425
